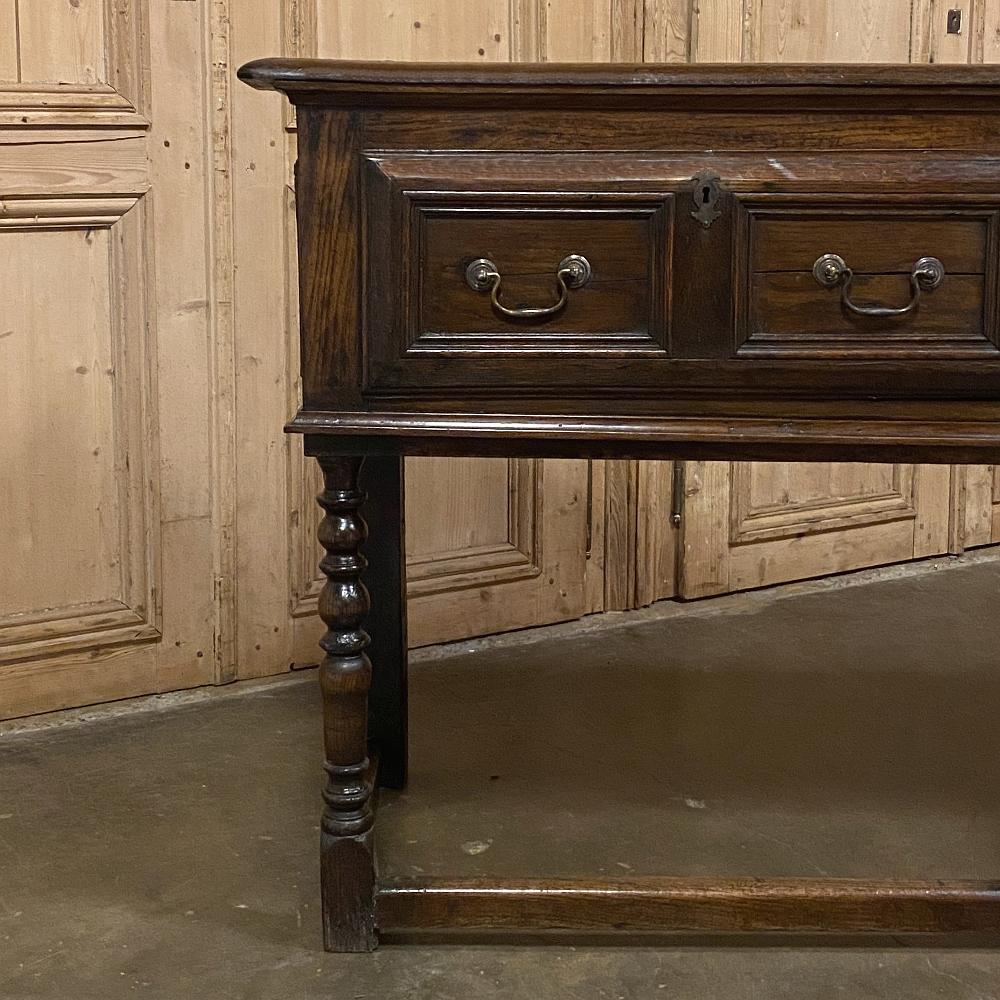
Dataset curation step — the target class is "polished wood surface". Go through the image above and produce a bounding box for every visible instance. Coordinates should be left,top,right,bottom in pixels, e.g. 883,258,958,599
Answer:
239,59,1000,950
378,877,1000,934
315,456,377,951
243,59,1000,462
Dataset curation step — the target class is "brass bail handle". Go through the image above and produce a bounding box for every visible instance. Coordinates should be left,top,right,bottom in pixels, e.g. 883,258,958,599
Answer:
465,254,592,319
812,253,945,318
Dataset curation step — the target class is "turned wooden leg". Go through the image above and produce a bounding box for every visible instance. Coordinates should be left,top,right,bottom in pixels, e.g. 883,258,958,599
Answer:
316,455,377,952
361,455,408,790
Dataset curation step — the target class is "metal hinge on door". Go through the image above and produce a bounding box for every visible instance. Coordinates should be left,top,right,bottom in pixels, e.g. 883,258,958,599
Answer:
670,462,686,527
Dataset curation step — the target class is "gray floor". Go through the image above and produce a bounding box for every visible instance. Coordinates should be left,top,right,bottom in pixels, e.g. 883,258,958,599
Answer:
3,556,1000,998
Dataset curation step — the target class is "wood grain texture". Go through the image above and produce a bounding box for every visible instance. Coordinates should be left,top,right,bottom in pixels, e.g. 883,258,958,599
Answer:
296,109,363,407
17,0,105,85
295,410,1000,463
377,876,1000,933
360,455,408,789
0,0,18,80
315,455,377,951
239,58,1000,109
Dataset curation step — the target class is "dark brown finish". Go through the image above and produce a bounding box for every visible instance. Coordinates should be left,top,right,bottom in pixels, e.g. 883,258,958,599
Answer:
378,877,1000,934
360,456,407,790
238,59,1000,951
238,59,1000,112
737,205,999,359
316,456,377,951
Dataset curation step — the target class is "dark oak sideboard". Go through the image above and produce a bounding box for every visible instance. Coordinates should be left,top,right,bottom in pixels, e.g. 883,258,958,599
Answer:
239,59,1000,951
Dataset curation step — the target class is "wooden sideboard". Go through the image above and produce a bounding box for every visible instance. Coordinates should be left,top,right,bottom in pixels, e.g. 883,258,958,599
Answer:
239,59,1000,951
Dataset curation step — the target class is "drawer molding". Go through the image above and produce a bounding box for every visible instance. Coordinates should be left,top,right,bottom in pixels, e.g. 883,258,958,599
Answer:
734,199,1000,360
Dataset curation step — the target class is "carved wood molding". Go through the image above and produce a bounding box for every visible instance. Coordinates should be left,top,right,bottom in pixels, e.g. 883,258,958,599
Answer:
0,194,142,229
0,83,147,128
291,458,543,617
729,463,918,546
0,0,149,126
407,459,543,598
0,194,161,664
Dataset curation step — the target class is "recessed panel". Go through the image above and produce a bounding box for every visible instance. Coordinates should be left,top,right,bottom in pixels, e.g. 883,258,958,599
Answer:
362,153,674,392
0,229,120,616
418,207,658,343
737,203,1000,359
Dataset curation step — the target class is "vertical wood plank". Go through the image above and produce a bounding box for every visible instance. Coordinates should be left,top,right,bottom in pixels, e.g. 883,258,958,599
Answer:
231,0,298,679
691,0,746,62
105,0,149,112
964,467,997,547
603,460,638,610
144,0,219,689
982,0,1000,62
208,0,238,683
920,0,975,63
0,0,18,80
913,466,955,557
634,462,678,606
678,462,731,599
544,0,613,60
18,0,105,84
642,0,691,61
318,0,509,62
584,460,608,614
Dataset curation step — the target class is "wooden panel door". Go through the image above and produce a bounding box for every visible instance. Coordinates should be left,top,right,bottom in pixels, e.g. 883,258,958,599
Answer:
679,463,954,598
0,2,219,718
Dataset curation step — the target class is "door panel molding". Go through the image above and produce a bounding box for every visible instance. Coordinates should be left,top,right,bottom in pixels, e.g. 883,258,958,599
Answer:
406,459,542,598
0,196,160,666
729,463,917,545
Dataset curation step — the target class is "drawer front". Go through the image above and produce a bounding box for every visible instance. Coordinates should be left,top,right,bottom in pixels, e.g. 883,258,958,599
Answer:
736,205,1000,359
421,209,663,343
363,154,673,391
357,152,1000,401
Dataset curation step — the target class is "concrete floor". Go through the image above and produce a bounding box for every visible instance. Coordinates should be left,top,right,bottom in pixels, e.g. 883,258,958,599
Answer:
3,555,1000,998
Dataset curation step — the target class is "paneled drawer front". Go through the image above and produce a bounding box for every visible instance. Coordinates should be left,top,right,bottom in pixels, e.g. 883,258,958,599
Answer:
737,204,1000,359
421,208,662,343
363,154,673,391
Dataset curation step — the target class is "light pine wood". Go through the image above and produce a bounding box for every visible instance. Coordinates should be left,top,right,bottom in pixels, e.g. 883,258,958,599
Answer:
642,0,690,61
634,462,679,606
0,0,217,718
751,0,915,63
318,0,510,61
0,1,17,80
680,464,954,598
690,0,744,61
17,0,105,84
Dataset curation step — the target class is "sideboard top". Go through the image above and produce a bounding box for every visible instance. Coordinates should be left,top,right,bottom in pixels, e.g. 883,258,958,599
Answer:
239,58,1000,110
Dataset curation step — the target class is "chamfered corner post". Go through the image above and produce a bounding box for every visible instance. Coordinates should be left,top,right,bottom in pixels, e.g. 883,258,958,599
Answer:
315,454,377,952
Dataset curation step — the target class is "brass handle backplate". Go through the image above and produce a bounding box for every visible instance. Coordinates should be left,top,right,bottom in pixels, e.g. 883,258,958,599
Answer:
465,254,592,320
812,253,945,318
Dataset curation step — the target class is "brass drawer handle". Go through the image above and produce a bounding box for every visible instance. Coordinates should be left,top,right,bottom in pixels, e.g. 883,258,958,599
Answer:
812,253,945,318
465,254,592,320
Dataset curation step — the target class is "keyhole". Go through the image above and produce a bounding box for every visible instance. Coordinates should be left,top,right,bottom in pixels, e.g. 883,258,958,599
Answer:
702,185,712,204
